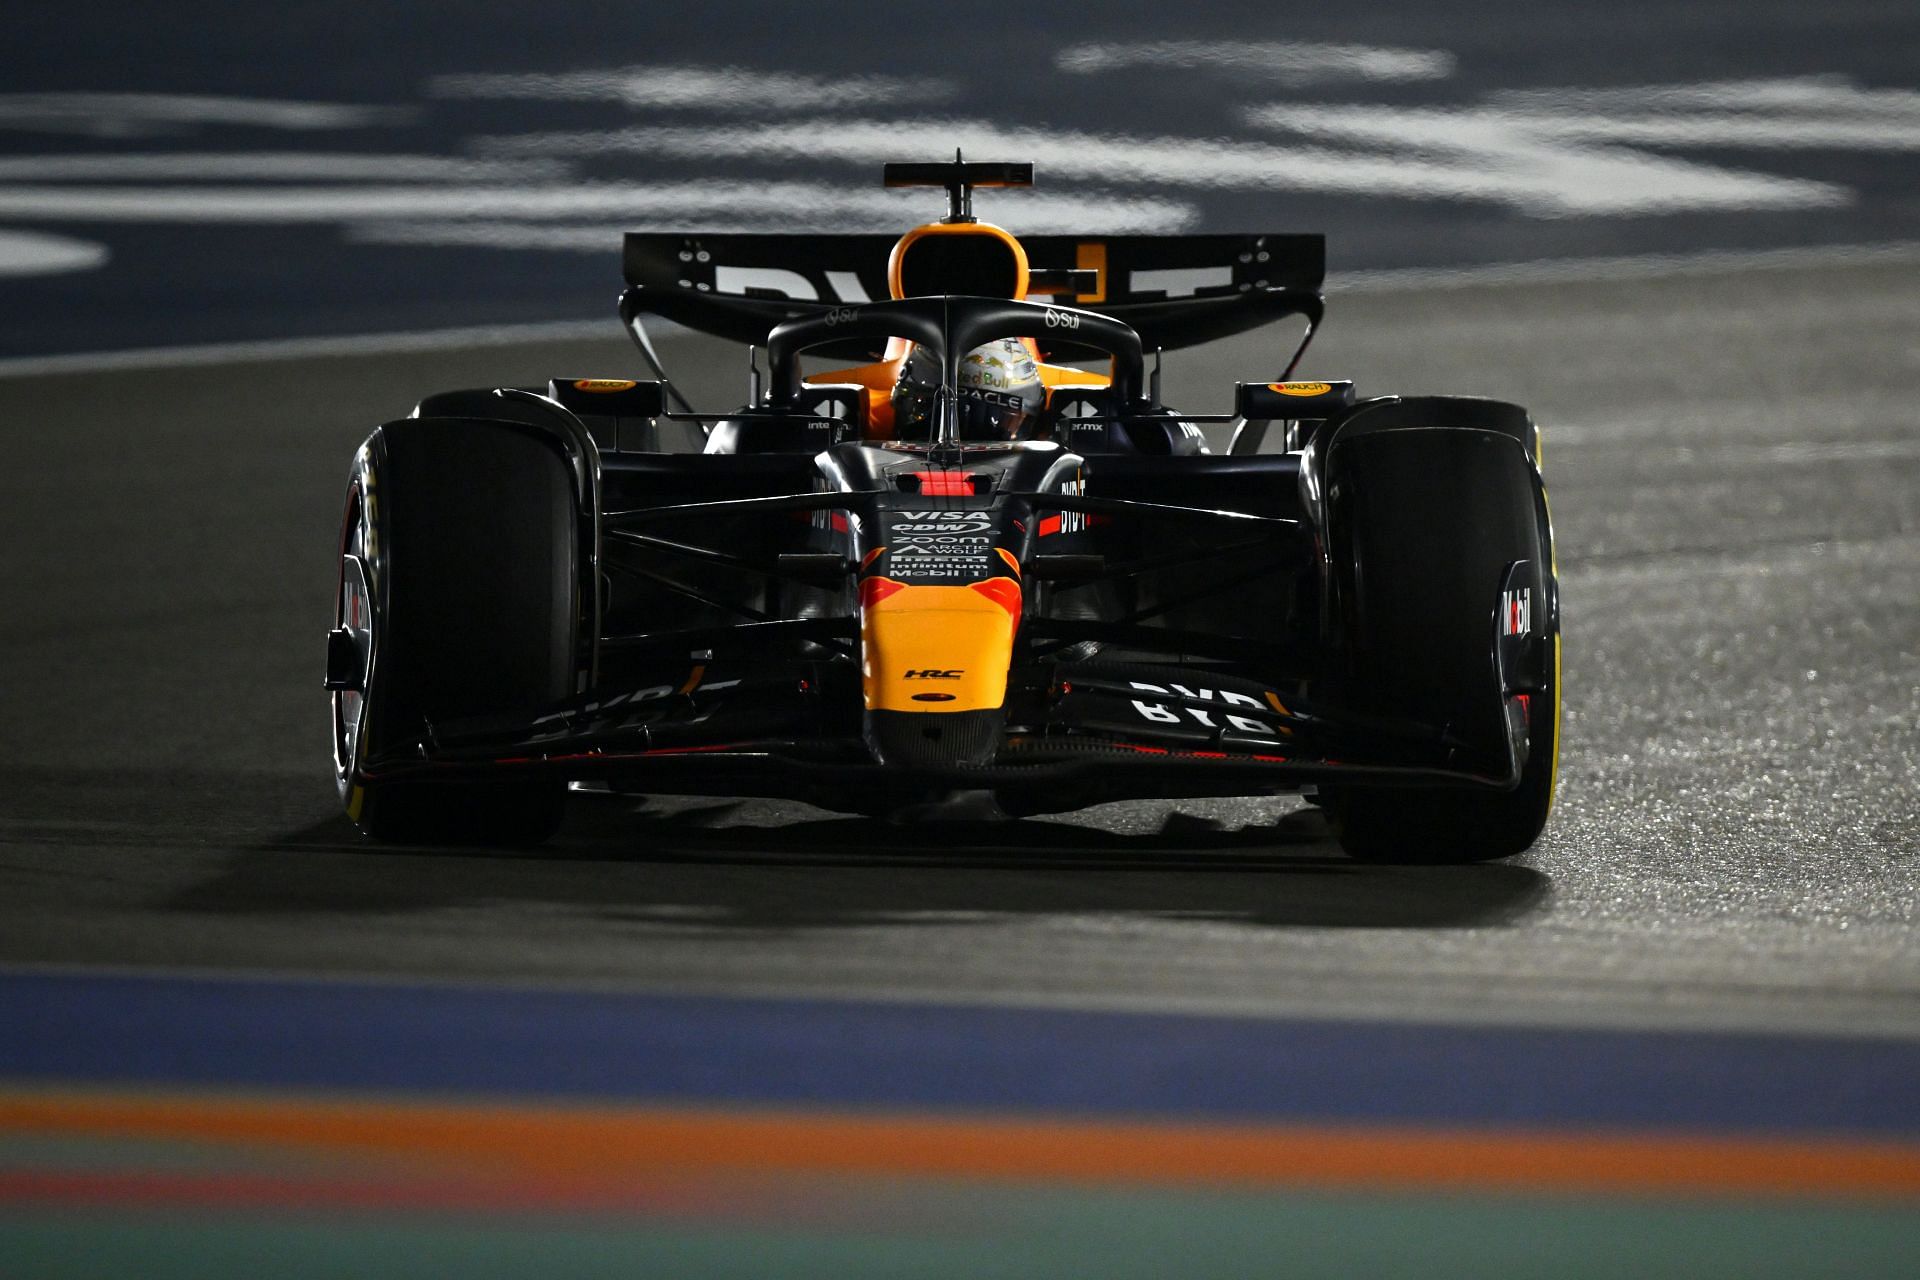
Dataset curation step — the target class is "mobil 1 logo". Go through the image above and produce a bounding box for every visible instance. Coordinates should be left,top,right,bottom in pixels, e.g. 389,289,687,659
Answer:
881,510,997,583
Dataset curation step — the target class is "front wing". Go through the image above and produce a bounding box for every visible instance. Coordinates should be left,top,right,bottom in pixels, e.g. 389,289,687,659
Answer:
359,643,1532,817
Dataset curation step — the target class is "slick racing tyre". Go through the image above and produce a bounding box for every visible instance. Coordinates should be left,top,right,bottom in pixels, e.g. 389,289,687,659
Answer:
1320,425,1559,863
332,417,579,845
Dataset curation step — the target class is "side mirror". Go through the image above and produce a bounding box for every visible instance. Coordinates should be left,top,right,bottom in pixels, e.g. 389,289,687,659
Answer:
1234,380,1355,420
794,383,867,431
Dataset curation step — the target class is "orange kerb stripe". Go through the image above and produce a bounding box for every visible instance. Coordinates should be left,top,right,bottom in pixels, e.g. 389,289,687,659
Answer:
4,1091,1919,1199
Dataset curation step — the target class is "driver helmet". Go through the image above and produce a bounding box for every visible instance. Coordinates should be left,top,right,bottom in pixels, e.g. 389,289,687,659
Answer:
891,338,1044,441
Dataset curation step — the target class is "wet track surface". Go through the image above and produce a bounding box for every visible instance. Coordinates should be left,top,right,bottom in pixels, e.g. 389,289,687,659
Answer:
3,255,1915,1038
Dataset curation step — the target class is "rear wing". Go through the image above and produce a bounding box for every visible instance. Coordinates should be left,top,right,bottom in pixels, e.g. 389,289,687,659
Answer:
620,232,1324,354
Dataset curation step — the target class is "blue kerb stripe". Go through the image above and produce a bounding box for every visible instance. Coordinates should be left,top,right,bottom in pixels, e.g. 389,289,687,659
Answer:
3,970,1916,1137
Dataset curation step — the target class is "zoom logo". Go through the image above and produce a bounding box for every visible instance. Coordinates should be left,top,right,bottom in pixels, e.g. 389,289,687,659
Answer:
1044,308,1080,330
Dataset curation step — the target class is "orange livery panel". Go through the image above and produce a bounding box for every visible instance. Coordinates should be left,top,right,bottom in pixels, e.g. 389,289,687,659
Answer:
860,577,1022,713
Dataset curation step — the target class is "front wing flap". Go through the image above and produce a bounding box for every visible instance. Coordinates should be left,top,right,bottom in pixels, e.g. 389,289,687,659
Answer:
358,649,1522,810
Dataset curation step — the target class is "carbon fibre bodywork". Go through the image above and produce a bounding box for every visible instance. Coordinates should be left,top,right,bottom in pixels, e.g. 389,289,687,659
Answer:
334,382,1554,817
329,165,1558,842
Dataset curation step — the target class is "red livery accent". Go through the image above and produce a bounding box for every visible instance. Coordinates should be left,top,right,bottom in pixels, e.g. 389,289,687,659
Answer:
860,576,908,608
911,471,977,496
967,576,1023,619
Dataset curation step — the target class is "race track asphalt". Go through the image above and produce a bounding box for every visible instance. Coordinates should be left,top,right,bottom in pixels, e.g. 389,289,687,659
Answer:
2,250,1915,1039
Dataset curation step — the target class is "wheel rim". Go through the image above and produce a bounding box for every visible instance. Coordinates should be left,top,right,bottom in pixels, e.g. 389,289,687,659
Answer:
331,480,373,789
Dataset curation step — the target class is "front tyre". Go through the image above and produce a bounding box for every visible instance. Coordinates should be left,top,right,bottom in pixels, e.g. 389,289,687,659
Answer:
332,417,579,845
1321,427,1559,863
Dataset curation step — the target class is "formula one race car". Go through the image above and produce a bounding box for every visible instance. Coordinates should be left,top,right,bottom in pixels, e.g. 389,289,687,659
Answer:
326,158,1559,861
